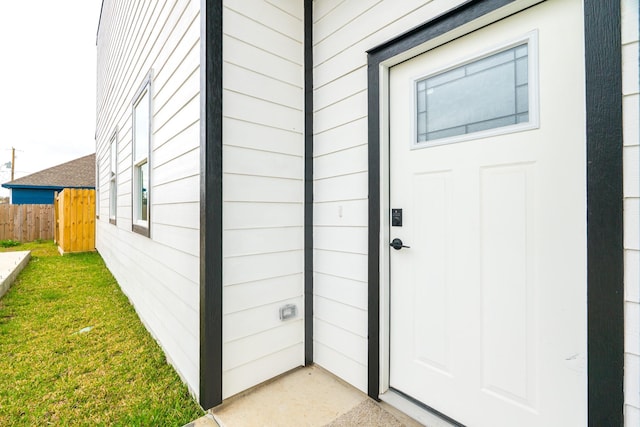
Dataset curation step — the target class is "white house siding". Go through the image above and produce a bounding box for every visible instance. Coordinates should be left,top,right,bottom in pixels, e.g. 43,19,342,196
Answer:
313,0,639,404
312,0,468,393
95,0,201,397
221,0,305,398
622,0,639,424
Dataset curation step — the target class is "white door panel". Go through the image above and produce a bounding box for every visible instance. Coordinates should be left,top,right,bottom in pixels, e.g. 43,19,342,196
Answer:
388,1,586,426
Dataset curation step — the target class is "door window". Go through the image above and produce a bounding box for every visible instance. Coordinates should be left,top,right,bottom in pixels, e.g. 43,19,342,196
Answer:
415,36,536,146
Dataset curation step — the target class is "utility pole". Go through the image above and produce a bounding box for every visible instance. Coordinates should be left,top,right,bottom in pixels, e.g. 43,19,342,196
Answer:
10,147,15,181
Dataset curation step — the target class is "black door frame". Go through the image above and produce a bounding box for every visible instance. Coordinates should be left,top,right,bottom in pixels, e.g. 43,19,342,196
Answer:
366,0,624,425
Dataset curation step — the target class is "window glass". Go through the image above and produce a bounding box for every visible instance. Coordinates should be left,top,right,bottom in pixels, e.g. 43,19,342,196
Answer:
109,133,117,221
132,80,151,230
110,137,117,175
110,179,117,220
136,161,148,222
133,89,149,163
416,43,529,143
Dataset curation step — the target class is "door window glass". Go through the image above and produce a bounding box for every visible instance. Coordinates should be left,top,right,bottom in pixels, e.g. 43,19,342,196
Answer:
416,43,529,144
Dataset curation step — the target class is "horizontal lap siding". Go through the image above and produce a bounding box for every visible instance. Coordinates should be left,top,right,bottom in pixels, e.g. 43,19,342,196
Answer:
622,0,639,424
311,0,479,393
314,0,639,415
222,0,304,398
95,0,201,397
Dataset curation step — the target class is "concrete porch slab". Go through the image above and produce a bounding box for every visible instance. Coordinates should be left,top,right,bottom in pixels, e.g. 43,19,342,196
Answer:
0,251,31,300
208,365,424,427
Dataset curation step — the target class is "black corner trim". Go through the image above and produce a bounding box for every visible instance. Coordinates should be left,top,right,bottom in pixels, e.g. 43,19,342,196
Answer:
200,0,223,410
584,1,624,425
304,0,314,366
367,0,624,423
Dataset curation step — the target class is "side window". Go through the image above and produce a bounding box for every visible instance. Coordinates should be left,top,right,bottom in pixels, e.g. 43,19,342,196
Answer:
109,130,117,224
415,33,537,147
132,77,151,236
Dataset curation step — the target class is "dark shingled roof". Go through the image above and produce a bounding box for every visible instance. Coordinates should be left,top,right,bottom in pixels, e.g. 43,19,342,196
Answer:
2,154,95,189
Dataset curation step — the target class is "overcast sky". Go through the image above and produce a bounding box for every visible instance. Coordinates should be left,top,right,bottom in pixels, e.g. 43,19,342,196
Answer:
0,1,102,195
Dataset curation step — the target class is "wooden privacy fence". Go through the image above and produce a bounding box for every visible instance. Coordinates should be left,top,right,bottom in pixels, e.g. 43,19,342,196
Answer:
55,189,96,253
0,204,54,241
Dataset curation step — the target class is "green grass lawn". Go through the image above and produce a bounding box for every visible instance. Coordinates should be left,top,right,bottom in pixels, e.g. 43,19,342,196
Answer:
0,241,204,426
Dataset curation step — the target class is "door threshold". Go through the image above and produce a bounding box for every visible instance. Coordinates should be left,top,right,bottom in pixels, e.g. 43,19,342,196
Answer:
379,389,463,427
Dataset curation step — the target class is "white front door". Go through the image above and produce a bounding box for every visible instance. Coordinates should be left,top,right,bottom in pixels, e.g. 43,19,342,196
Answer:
388,1,587,426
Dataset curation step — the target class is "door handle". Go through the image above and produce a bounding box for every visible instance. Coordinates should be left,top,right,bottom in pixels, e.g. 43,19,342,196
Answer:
390,238,410,250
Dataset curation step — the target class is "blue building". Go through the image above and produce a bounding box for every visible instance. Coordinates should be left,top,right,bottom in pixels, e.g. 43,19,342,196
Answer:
2,154,95,204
